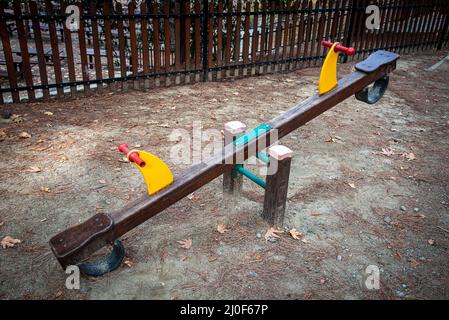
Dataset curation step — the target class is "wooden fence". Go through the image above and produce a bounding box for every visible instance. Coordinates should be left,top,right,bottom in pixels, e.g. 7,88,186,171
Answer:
1,0,448,104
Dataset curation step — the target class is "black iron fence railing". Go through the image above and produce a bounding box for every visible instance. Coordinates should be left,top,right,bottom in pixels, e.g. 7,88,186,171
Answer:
0,0,448,104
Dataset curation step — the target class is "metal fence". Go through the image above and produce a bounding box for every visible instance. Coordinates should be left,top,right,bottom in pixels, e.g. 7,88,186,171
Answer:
0,0,448,104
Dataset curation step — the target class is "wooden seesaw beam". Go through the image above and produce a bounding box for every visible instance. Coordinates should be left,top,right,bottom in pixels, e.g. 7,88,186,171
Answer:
50,50,399,268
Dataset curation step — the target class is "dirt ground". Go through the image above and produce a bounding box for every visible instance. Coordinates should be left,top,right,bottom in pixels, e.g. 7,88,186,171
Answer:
0,49,448,300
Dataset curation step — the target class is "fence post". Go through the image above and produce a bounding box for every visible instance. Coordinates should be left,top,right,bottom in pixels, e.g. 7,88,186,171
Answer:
437,5,449,50
202,0,209,81
343,0,358,63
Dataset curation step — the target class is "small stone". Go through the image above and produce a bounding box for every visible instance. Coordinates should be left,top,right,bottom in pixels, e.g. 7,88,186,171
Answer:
248,271,258,277
413,207,420,212
400,206,407,211
396,290,406,298
384,216,392,223
256,232,262,238
336,255,342,261
402,284,407,288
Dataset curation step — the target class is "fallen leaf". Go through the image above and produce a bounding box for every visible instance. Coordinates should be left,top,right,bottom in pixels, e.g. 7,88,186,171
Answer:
177,238,192,249
428,239,435,245
98,179,107,184
54,291,62,298
264,227,283,241
216,223,228,234
19,131,31,139
124,260,133,268
187,193,195,200
381,147,394,156
348,182,356,189
44,111,54,116
1,236,21,249
325,136,343,143
0,129,6,141
11,114,23,123
26,166,41,173
402,152,416,161
409,258,420,268
289,228,303,240
40,187,50,193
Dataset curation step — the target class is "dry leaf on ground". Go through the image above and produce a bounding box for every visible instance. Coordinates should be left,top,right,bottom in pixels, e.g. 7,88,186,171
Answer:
177,238,192,249
124,260,133,268
0,129,6,141
409,258,420,268
41,187,50,193
44,111,54,116
264,227,283,241
402,152,416,161
216,223,229,234
289,228,303,240
19,132,31,139
428,239,435,245
26,166,41,173
348,182,356,189
381,147,394,156
11,114,23,123
1,236,21,249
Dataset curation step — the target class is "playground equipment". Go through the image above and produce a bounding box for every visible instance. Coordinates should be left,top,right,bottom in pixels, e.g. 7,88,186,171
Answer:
117,143,174,195
49,42,400,276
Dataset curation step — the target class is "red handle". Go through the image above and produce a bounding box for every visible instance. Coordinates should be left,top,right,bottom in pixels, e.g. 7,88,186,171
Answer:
322,41,355,56
118,144,145,167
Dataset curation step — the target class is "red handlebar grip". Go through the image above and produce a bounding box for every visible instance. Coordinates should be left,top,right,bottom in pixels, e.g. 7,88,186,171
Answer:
322,41,355,56
118,143,145,167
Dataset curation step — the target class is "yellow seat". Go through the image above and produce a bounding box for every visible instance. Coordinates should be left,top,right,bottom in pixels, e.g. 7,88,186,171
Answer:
132,150,174,195
318,42,339,95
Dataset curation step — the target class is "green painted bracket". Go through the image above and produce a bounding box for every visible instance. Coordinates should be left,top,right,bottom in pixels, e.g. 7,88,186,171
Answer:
234,164,266,188
256,152,270,164
233,123,273,146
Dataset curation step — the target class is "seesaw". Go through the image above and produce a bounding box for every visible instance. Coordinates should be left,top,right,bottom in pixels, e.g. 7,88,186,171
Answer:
49,42,399,276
